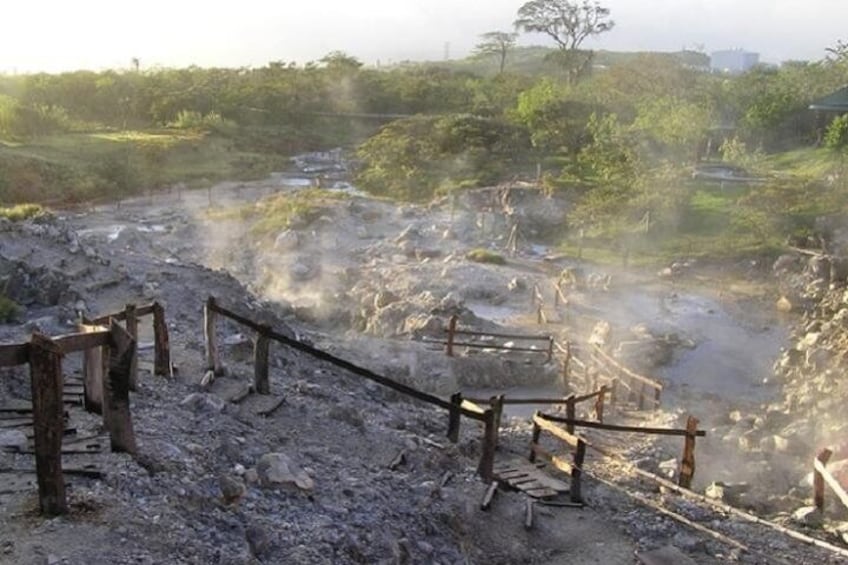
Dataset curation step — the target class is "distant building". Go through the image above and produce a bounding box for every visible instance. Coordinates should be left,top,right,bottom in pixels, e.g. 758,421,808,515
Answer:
710,49,760,74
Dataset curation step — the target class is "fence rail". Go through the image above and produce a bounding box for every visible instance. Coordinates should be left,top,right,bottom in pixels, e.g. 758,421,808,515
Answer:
590,345,663,409
529,412,586,503
441,315,554,361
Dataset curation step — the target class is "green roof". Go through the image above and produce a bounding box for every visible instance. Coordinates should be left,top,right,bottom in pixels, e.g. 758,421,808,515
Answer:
809,85,848,112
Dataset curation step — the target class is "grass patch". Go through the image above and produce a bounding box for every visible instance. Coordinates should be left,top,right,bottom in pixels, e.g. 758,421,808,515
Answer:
0,295,20,322
466,248,507,265
0,203,45,221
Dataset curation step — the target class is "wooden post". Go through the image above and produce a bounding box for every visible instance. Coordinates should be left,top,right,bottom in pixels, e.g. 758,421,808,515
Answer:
609,377,617,406
524,499,534,530
546,337,554,363
553,283,560,307
529,411,542,463
254,327,271,395
446,315,458,357
638,383,646,411
152,302,171,377
537,305,543,325
447,392,462,443
29,333,68,516
595,385,607,423
654,387,661,409
104,320,137,455
490,395,505,449
565,394,576,434
679,415,699,489
815,448,834,511
81,323,104,415
571,438,586,503
124,304,138,391
204,296,223,375
477,409,497,482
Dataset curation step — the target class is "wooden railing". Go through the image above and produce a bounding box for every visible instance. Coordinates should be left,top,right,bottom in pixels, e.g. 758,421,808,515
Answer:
438,315,554,361
814,448,848,513
538,411,703,488
0,321,138,515
529,412,587,503
589,345,663,410
204,296,499,480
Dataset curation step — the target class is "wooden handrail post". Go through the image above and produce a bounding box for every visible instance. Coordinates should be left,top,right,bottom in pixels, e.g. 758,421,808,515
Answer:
478,409,497,482
81,323,104,414
29,333,68,516
537,305,543,325
595,385,607,423
490,395,505,449
254,326,271,395
529,410,542,463
571,438,586,503
553,282,560,307
638,383,646,410
654,387,661,409
546,337,554,363
679,415,699,489
446,315,458,357
565,394,576,434
124,304,138,391
447,392,462,443
204,296,223,375
815,448,834,511
152,302,171,377
104,320,138,455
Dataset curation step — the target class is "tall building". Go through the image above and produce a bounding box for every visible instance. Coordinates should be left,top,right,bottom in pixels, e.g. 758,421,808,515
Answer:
710,49,760,74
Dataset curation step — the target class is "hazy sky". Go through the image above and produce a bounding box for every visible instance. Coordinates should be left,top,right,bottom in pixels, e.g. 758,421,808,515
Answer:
2,0,846,72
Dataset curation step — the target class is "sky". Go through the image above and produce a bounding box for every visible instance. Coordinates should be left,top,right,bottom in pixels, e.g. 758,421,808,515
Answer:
1,0,846,73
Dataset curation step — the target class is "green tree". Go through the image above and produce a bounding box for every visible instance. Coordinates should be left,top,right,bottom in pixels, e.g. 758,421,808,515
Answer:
514,0,614,81
474,31,519,74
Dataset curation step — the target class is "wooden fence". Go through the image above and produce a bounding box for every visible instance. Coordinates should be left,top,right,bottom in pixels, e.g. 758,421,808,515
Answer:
529,412,587,503
537,412,703,488
0,321,138,515
439,314,554,361
204,296,500,480
813,448,848,512
589,345,663,410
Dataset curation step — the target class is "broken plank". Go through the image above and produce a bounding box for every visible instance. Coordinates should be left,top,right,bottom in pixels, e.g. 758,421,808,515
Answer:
389,450,407,471
480,481,499,511
524,499,534,530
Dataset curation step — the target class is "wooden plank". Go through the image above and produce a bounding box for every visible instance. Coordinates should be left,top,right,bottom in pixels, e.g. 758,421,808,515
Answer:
103,321,137,455
204,296,223,376
477,409,497,481
29,333,67,515
446,393,462,443
537,413,706,438
522,487,559,499
53,330,110,354
524,499,534,530
592,345,663,392
530,444,574,475
678,416,699,489
437,340,550,354
124,304,139,391
461,399,486,415
0,343,29,367
815,448,834,511
532,415,582,448
253,329,271,395
444,328,552,342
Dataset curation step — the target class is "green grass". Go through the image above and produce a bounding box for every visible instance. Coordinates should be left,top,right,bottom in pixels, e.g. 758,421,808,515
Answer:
761,147,843,179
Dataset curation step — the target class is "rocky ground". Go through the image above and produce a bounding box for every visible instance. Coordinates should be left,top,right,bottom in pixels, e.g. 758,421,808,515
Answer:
1,155,848,563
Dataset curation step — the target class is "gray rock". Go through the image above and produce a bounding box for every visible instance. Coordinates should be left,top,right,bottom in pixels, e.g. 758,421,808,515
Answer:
256,452,314,491
792,506,823,528
179,393,225,413
0,430,27,450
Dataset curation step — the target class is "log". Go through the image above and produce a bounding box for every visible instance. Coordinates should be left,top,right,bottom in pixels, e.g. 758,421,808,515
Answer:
480,481,498,511
29,333,67,515
204,296,223,375
152,302,171,377
447,393,462,443
254,328,271,395
446,315,457,357
104,321,137,454
124,304,138,391
80,324,104,415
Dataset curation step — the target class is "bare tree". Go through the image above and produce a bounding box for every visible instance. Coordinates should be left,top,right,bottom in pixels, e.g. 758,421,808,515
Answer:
474,31,519,74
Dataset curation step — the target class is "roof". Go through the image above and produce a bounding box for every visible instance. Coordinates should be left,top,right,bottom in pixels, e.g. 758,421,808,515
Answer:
809,85,848,112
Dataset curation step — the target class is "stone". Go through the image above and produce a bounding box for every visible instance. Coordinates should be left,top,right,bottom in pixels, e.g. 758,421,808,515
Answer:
179,393,225,414
245,524,271,558
0,430,27,451
792,506,823,528
218,474,246,505
256,453,314,491
273,230,299,251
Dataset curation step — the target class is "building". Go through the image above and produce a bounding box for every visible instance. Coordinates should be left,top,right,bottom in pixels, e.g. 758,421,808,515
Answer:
710,49,760,74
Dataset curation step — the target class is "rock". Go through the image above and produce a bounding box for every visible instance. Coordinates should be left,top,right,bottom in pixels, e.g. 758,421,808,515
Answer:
327,405,365,431
245,524,271,558
0,430,27,451
218,474,246,505
179,393,225,413
291,262,313,281
256,453,314,491
658,458,678,479
273,230,299,251
507,277,526,292
792,506,823,528
374,290,399,309
776,296,793,312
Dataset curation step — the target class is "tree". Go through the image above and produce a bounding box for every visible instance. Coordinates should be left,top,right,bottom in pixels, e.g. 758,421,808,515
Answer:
474,31,518,74
514,0,614,81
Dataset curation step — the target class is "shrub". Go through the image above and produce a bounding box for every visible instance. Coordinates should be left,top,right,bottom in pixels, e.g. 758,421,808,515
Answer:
0,295,20,322
466,248,507,265
0,203,45,221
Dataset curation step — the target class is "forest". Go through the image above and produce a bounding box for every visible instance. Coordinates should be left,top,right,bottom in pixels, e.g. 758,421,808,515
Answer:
2,8,848,262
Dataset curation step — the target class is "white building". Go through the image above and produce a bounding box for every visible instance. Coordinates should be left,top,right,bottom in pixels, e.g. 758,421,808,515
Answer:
710,49,760,74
